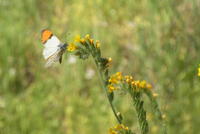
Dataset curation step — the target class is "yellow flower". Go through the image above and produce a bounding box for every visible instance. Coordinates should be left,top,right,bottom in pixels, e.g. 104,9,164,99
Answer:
124,126,129,130
124,75,133,83
89,39,94,45
133,80,140,91
108,84,117,92
114,124,126,130
131,81,135,86
109,77,118,84
109,124,129,134
67,43,77,52
85,34,90,40
134,80,140,87
74,35,86,44
139,80,146,88
109,72,123,84
80,39,86,44
108,57,112,63
116,72,123,80
109,129,117,134
96,40,100,48
146,83,152,90
129,79,152,91
74,35,81,42
198,65,200,77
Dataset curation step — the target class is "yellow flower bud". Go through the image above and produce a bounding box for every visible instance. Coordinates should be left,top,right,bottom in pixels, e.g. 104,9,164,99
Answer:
96,40,100,48
108,84,116,92
146,84,152,89
85,34,90,40
135,80,140,87
89,39,94,45
80,39,86,44
67,43,77,52
139,80,146,88
108,57,112,63
74,35,81,42
109,72,122,84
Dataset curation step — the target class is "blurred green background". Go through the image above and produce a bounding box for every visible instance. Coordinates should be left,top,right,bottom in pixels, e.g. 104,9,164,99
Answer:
0,0,200,134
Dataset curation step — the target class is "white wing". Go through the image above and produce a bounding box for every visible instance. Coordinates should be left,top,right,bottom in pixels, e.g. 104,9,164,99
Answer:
44,44,66,68
44,50,62,68
43,47,59,60
44,35,61,48
43,35,61,59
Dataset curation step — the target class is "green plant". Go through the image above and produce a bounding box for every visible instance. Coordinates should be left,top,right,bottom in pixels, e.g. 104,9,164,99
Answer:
66,34,166,134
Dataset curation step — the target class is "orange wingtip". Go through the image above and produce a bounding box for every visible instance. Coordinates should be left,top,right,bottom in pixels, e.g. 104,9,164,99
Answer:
41,29,53,44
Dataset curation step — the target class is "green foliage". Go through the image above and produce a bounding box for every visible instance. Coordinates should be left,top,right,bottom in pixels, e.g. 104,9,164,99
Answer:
0,0,200,134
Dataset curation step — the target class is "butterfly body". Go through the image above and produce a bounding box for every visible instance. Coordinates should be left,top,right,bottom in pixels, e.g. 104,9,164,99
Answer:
41,29,67,67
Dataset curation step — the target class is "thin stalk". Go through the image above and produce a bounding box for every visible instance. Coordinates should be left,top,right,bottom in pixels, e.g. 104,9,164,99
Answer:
127,87,149,134
133,92,149,134
92,57,122,124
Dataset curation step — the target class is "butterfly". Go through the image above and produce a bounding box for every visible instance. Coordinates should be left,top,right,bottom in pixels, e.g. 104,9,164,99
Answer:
41,29,67,67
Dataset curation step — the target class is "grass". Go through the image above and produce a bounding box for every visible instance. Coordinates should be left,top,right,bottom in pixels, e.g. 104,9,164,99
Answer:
0,0,200,134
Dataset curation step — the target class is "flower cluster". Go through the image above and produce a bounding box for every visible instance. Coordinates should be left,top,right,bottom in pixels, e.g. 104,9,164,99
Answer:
109,124,129,134
67,34,100,52
67,34,111,67
67,43,77,52
107,72,152,93
108,72,123,92
124,76,153,91
70,34,114,74
109,72,123,84
198,65,200,77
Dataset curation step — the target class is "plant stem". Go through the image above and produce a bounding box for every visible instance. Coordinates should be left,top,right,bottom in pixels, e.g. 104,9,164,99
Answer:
134,93,148,134
128,89,149,134
92,57,122,124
